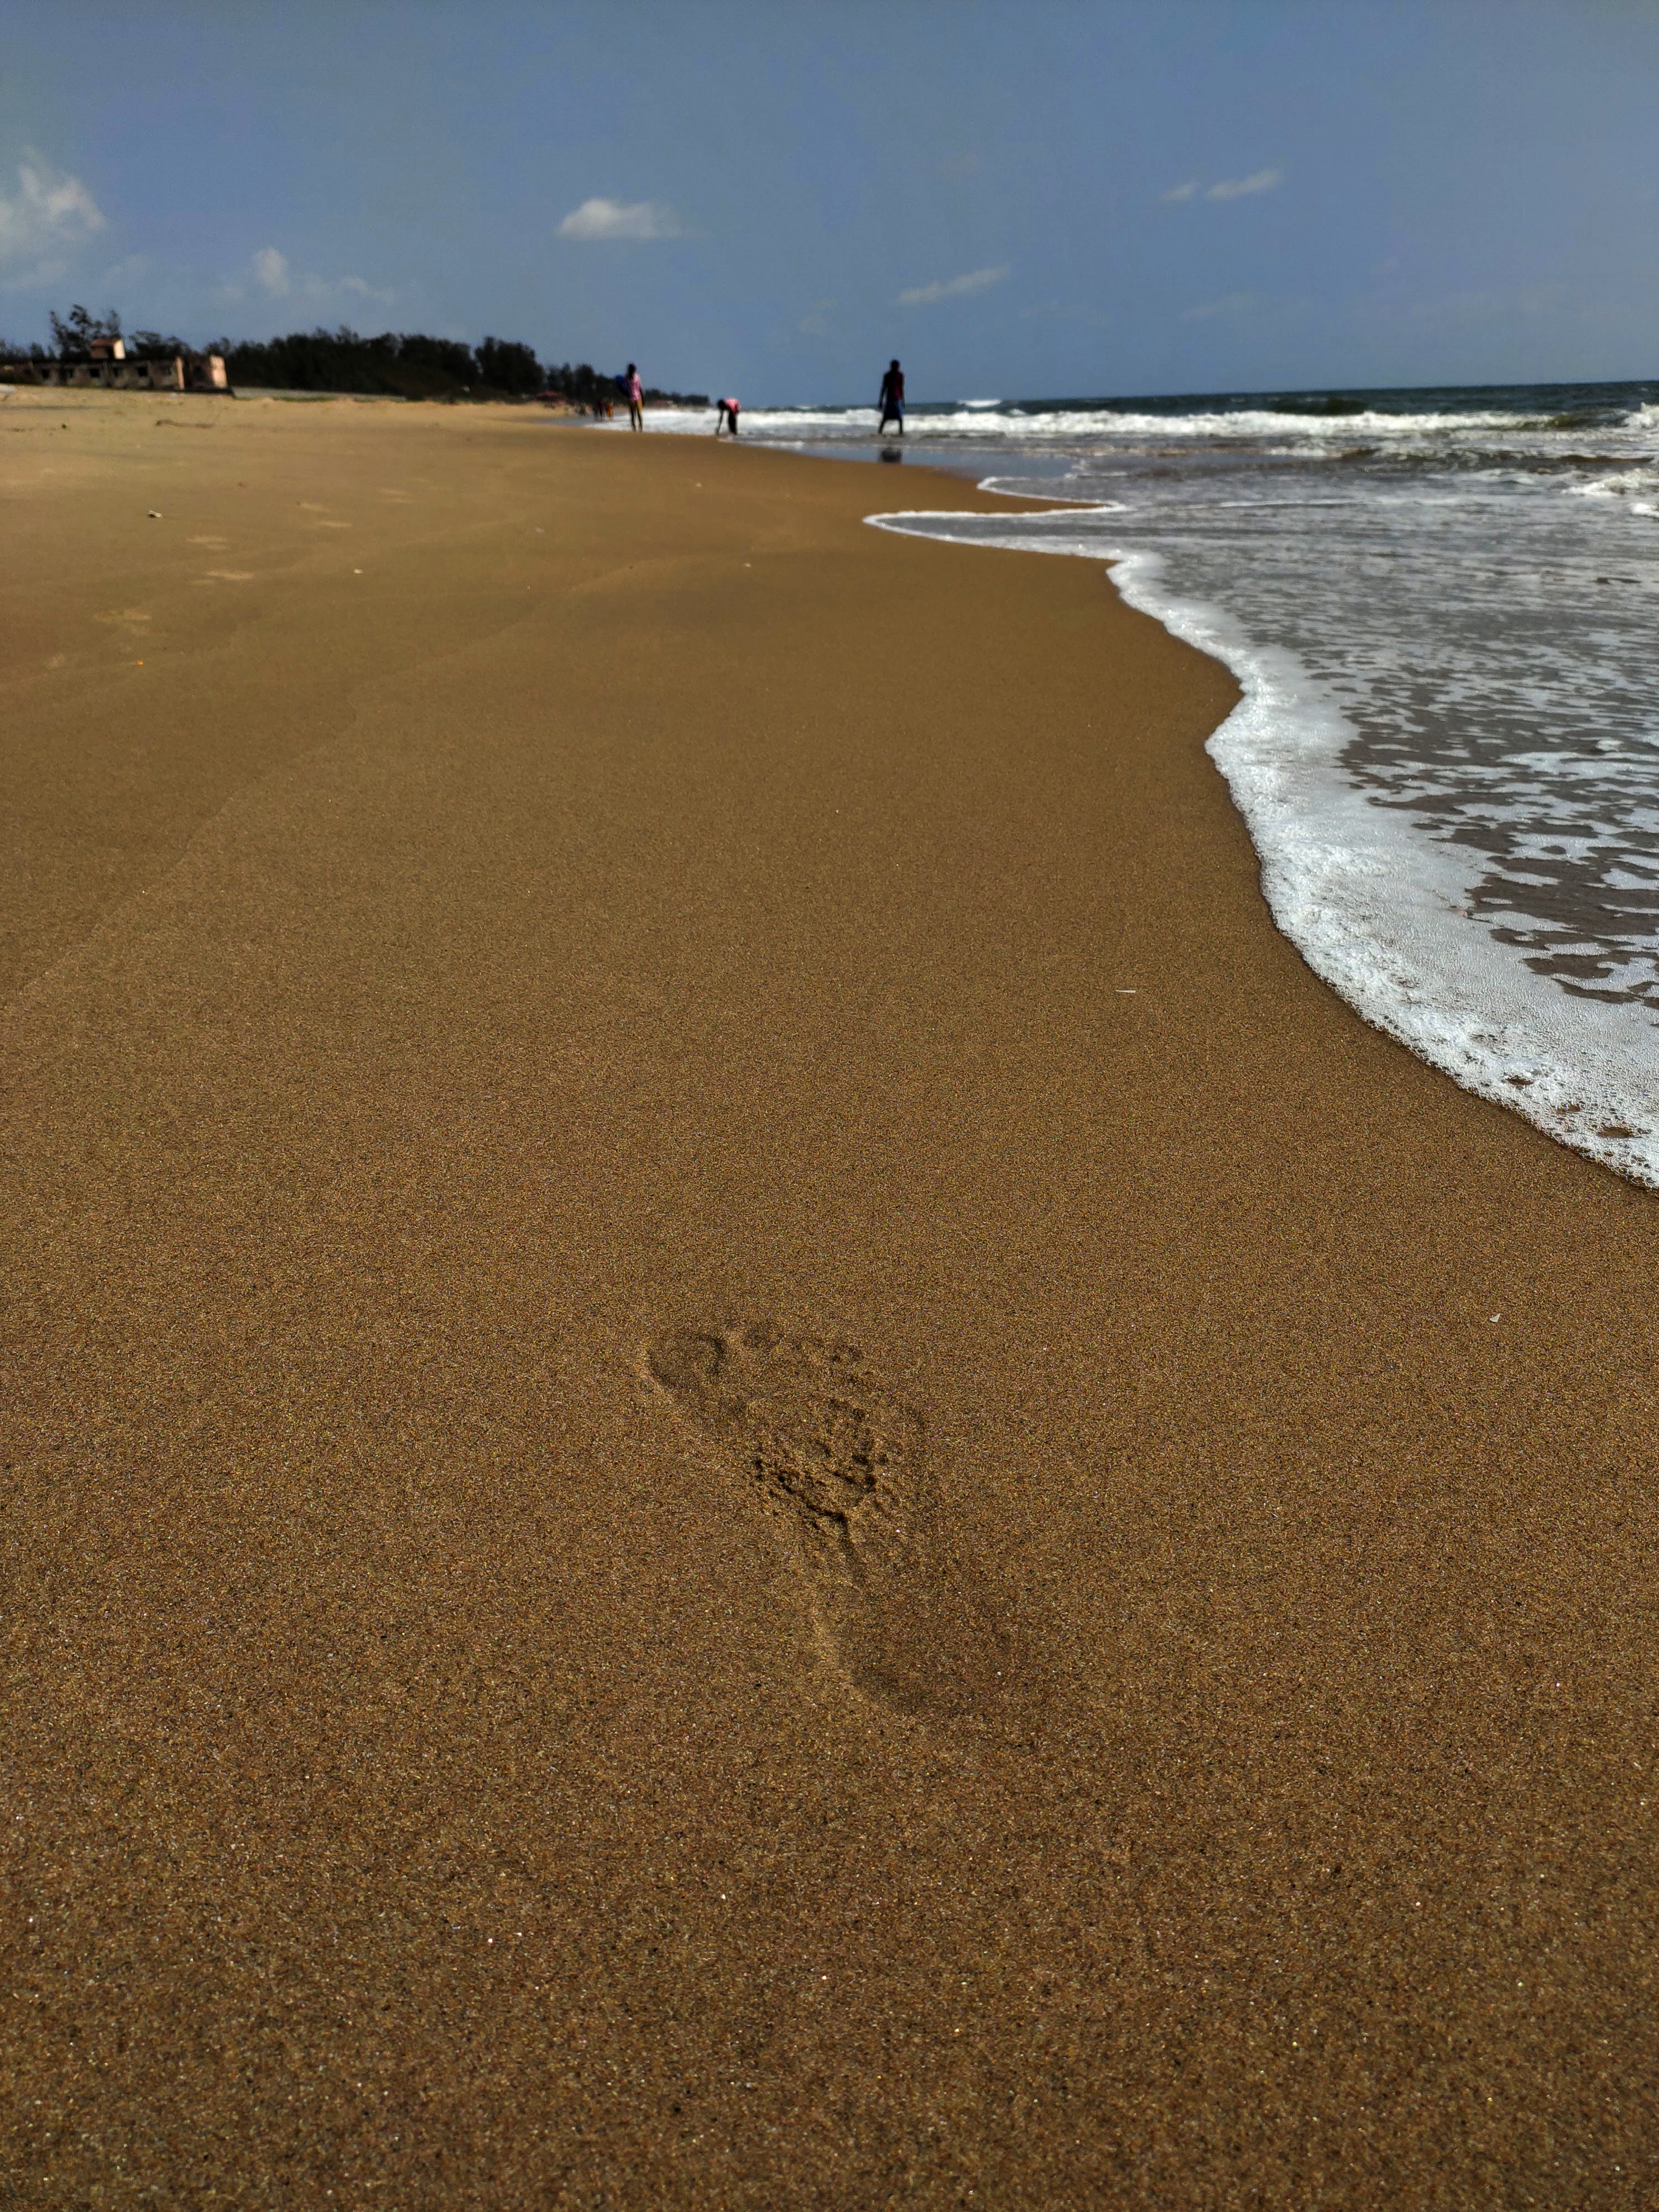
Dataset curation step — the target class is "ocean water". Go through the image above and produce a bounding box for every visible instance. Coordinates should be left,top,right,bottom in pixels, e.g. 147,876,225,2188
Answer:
641,385,1659,1184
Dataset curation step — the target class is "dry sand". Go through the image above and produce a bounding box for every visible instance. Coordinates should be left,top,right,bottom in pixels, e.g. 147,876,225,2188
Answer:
3,388,1657,2206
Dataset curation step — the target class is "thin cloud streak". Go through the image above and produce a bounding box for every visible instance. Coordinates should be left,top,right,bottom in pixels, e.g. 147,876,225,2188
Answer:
896,264,1010,307
557,197,696,242
1206,168,1283,200
1161,168,1284,204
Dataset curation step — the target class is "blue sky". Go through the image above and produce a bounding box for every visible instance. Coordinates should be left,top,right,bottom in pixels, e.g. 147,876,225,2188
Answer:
4,0,1656,401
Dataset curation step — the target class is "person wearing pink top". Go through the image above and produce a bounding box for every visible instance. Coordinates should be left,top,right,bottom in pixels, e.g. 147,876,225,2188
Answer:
625,363,644,431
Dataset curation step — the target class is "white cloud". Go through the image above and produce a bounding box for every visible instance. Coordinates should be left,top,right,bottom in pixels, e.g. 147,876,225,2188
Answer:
0,153,106,276
252,247,392,307
556,197,695,242
1163,169,1284,205
896,264,1010,307
1205,168,1283,201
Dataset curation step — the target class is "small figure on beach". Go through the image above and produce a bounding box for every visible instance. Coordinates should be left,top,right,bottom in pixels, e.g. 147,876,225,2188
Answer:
878,358,905,435
716,397,741,436
625,363,644,431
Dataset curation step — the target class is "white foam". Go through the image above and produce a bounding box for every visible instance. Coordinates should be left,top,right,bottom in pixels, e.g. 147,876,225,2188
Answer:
632,402,1551,445
868,505,1659,1186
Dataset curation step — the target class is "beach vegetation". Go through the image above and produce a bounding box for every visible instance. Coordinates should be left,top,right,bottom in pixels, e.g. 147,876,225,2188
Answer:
128,328,191,359
476,337,542,396
212,326,708,405
8,308,708,405
2,306,189,367
48,303,124,358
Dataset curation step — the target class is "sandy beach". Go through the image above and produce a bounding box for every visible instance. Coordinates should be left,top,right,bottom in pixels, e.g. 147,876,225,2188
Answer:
4,389,1657,2205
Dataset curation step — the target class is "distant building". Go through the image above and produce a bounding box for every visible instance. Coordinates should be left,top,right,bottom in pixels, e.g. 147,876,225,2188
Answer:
17,350,231,393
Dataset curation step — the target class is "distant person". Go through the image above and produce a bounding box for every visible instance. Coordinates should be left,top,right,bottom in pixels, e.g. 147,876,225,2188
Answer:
626,363,644,431
716,397,741,436
878,358,905,434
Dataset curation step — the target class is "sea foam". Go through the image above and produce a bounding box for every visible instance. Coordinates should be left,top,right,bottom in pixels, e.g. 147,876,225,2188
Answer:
869,504,1659,1185
601,380,1659,1181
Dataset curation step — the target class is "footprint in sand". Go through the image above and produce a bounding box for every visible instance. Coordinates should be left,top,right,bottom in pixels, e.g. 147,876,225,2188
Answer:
645,1322,1039,1734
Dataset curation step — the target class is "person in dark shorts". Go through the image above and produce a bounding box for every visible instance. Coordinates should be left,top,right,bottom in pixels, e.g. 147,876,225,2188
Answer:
878,358,905,434
625,363,644,431
716,397,741,435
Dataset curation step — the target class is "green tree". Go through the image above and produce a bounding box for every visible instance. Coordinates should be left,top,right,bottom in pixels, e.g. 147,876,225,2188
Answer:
477,337,542,395
49,304,122,357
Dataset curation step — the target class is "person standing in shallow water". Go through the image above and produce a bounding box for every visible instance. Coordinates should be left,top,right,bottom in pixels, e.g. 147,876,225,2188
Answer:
878,358,905,435
625,363,644,431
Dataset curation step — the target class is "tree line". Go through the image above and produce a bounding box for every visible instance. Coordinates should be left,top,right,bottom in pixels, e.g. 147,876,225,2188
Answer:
0,305,183,363
0,306,709,407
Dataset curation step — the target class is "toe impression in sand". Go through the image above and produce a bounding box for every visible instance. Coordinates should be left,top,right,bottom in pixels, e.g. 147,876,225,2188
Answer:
644,1321,1036,1734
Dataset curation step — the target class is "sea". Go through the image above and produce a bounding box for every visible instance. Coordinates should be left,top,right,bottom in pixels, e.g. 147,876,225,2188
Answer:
637,383,1659,1185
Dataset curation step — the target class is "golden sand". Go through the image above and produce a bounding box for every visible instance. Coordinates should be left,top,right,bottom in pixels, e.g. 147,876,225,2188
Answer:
3,388,1657,2204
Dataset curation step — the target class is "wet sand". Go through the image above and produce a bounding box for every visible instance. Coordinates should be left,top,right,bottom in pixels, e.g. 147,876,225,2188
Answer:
3,389,1657,2206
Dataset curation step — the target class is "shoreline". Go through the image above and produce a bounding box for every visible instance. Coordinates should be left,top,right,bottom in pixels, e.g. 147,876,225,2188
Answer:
868,504,1659,1190
703,388,1659,1192
4,395,1658,2205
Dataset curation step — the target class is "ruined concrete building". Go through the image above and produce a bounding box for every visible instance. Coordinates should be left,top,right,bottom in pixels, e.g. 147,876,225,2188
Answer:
18,340,231,393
